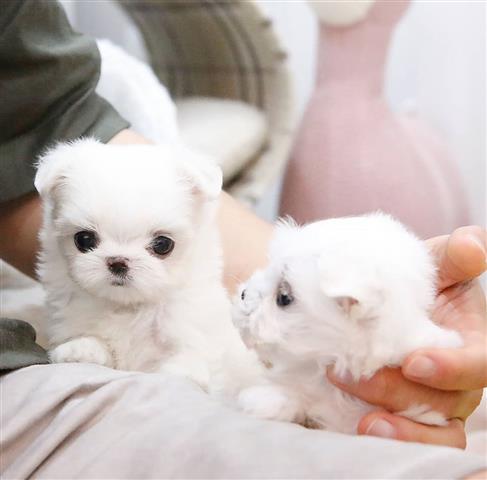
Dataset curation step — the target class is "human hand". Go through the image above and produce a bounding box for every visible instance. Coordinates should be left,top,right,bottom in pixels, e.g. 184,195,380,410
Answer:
328,226,486,448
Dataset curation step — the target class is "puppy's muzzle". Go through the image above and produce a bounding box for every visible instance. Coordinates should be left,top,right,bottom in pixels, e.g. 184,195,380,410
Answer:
106,257,129,277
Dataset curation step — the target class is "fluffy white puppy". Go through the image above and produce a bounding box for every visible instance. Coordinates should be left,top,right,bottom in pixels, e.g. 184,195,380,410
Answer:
35,139,261,395
233,214,463,433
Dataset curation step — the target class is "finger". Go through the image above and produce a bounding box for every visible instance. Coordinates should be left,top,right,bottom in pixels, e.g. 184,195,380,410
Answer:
432,278,486,331
327,367,478,420
358,412,466,449
426,226,487,291
464,470,487,480
403,345,487,391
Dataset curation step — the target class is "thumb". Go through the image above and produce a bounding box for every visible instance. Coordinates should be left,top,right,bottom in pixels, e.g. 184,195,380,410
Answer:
426,226,486,291
402,343,487,391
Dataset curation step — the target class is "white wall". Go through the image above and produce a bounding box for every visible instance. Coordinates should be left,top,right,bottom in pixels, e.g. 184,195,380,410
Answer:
64,0,486,226
387,1,486,227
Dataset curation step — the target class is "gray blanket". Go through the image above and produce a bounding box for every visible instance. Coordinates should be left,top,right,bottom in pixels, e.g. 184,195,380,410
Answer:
1,363,485,479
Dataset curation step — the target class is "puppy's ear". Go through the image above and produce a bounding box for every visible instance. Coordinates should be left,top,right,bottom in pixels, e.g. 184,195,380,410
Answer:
35,138,100,198
177,147,223,201
329,295,359,315
320,283,361,315
34,143,73,198
317,256,367,315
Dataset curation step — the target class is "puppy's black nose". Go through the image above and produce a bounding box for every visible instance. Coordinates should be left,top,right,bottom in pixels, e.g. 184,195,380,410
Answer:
106,257,129,276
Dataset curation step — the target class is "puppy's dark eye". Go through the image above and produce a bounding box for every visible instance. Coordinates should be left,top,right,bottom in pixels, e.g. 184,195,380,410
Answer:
241,289,246,301
276,281,294,307
74,230,99,253
151,235,175,256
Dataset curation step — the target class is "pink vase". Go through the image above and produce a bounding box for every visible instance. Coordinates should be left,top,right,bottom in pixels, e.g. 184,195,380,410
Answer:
280,0,469,238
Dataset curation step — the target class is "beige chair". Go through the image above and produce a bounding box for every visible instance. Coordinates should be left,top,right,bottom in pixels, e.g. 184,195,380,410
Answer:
119,0,298,205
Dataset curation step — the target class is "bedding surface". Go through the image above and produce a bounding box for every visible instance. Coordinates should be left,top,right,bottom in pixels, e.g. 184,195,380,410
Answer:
1,363,486,479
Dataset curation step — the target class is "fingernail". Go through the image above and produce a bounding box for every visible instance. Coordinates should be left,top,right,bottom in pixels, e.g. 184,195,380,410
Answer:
467,234,487,268
366,418,396,439
404,356,437,379
468,234,486,253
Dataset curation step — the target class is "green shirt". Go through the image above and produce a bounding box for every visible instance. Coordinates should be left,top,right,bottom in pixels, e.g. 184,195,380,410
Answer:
0,318,49,372
0,0,129,203
0,0,129,371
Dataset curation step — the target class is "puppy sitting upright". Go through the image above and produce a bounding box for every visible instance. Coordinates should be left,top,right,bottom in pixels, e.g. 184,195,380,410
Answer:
35,139,260,393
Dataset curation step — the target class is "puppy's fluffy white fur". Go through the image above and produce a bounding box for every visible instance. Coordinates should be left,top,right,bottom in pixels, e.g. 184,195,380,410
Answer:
233,214,463,433
36,144,463,432
35,139,261,396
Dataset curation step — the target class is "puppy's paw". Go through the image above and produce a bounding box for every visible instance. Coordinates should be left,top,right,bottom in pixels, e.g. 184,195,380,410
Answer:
429,327,463,349
398,403,448,426
401,322,463,360
238,385,302,423
49,337,114,368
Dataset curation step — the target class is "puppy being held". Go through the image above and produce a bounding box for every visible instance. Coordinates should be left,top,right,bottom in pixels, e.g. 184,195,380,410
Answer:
233,213,463,433
35,139,262,395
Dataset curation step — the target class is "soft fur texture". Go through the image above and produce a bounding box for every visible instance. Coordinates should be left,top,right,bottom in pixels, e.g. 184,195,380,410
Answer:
35,139,262,397
233,213,463,433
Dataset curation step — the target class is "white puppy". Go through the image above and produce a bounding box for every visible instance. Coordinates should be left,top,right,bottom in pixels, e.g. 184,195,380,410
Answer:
233,214,463,433
35,139,261,396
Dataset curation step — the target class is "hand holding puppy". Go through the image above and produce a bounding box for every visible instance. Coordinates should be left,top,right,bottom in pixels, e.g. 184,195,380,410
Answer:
235,214,464,433
329,226,486,448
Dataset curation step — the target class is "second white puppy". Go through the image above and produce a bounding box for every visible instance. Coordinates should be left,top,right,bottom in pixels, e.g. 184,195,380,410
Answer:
233,214,463,433
36,139,261,395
